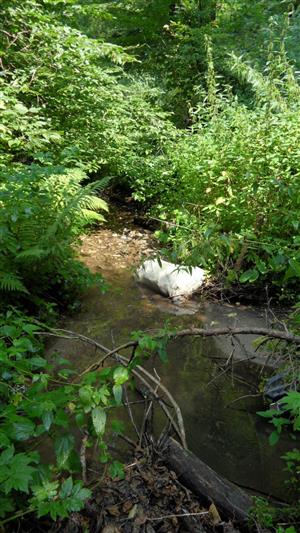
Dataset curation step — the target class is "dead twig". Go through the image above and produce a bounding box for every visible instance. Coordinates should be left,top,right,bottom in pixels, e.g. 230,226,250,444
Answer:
139,370,160,447
124,385,140,439
225,393,262,408
80,432,89,484
146,511,209,521
41,328,187,446
44,328,187,447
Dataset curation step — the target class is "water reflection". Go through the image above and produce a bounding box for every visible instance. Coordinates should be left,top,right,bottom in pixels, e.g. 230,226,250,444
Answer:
47,268,292,500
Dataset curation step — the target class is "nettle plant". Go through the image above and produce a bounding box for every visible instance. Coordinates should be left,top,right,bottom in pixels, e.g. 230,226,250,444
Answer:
0,311,131,524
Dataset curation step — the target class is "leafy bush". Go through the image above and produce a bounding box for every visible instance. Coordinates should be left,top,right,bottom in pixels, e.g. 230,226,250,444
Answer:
149,51,300,292
0,165,108,305
0,83,61,169
0,313,171,525
84,1,300,123
0,0,175,176
254,390,300,529
0,311,131,524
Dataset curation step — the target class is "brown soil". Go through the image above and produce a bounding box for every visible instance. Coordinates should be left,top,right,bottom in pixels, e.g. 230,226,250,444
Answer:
79,208,158,275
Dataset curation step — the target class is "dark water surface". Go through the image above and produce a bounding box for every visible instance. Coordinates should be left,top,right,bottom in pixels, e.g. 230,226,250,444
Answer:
48,267,291,500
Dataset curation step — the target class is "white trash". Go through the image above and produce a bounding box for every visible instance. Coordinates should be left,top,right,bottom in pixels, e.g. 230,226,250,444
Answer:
136,259,205,299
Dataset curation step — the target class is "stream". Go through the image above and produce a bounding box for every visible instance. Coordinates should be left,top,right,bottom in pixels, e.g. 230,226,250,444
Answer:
47,207,291,501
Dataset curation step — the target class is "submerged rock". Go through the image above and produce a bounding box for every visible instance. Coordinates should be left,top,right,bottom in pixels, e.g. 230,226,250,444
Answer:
136,259,205,299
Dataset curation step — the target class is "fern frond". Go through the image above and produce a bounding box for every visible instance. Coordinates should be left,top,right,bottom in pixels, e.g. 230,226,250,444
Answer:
16,247,48,261
79,209,106,223
0,273,28,293
80,195,109,212
18,221,46,246
82,177,111,191
45,177,109,238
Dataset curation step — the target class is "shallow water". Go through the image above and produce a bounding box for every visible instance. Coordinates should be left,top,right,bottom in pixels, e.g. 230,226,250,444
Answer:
48,264,292,500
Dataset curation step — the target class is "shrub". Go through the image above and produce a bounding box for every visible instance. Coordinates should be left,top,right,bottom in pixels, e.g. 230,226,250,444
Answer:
150,51,300,292
0,165,108,305
0,310,130,524
0,0,175,177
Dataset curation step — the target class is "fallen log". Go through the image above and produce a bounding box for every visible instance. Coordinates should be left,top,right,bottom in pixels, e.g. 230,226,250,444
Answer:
165,438,252,524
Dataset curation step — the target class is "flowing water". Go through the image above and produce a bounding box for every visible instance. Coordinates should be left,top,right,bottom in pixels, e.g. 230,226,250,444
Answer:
47,208,291,501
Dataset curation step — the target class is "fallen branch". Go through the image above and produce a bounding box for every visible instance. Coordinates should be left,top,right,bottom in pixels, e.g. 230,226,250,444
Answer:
40,325,300,380
40,328,187,448
39,324,300,448
172,327,300,345
165,437,252,524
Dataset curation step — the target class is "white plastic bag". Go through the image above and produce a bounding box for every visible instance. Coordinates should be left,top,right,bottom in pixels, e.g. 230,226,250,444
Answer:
137,259,205,299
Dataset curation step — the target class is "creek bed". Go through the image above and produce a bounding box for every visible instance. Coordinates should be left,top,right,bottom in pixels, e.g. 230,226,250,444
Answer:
47,209,291,501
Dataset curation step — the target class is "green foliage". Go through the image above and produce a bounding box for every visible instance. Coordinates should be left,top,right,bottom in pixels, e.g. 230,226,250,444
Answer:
150,52,300,291
256,391,300,526
2,0,299,295
0,165,107,305
0,84,61,169
30,477,91,521
75,2,299,294
0,1,300,527
250,496,277,529
0,0,175,175
258,390,300,446
250,495,298,532
0,310,133,523
130,325,174,365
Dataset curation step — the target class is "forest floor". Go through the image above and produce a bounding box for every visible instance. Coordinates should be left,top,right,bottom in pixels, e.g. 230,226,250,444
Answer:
51,445,219,533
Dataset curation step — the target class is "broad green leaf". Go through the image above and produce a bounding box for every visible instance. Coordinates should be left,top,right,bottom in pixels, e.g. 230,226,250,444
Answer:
12,418,35,441
239,269,259,283
54,435,74,468
14,103,28,115
32,480,59,502
257,409,279,419
289,259,300,277
113,384,122,404
79,386,93,407
30,357,47,368
269,431,279,446
256,260,267,274
109,460,125,480
59,476,73,499
113,367,129,386
42,411,54,432
92,407,106,436
3,453,37,494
